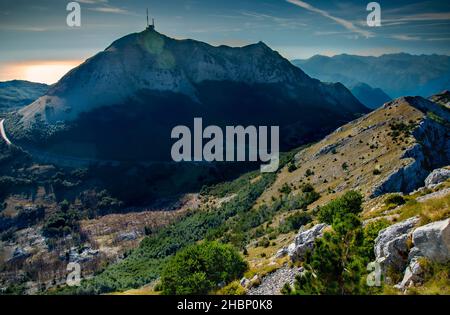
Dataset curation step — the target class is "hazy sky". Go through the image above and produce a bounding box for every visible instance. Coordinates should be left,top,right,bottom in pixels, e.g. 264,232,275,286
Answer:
1,0,449,83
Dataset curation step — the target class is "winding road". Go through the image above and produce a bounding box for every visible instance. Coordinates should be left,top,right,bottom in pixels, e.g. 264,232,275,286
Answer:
0,119,12,145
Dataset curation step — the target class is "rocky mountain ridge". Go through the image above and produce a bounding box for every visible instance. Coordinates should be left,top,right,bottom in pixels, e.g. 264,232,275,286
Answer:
5,29,367,163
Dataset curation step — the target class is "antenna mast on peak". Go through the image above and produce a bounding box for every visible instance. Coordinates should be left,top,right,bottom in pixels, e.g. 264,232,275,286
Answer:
146,8,155,31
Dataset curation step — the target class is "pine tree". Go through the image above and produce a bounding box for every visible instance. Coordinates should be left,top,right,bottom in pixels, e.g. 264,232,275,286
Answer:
291,191,367,295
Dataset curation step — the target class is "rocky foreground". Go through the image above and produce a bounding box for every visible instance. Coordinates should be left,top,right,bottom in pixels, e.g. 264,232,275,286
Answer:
245,169,450,295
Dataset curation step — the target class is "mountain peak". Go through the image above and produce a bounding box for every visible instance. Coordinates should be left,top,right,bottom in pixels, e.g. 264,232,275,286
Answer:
18,29,316,125
9,30,366,157
255,41,269,48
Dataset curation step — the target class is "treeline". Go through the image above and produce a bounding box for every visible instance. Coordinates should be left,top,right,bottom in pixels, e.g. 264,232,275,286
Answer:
209,184,320,248
56,172,278,294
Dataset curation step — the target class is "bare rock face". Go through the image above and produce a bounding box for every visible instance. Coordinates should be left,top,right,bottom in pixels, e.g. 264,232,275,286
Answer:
371,144,428,197
374,217,419,273
410,218,450,263
424,168,450,188
371,97,450,197
287,223,329,262
395,257,424,290
395,218,450,290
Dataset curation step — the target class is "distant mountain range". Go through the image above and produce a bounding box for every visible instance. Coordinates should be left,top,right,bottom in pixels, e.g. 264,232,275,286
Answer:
0,80,48,115
5,29,367,162
292,53,450,101
347,82,391,109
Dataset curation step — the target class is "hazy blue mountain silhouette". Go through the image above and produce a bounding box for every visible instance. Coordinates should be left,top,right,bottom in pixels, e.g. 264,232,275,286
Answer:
0,80,48,114
348,82,391,109
292,53,450,99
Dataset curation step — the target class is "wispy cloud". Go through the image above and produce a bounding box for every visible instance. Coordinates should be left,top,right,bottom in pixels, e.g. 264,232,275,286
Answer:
390,34,450,42
80,0,133,15
384,12,450,24
3,26,49,32
78,0,108,3
187,27,243,34
89,6,131,15
391,34,421,41
286,0,373,38
314,30,349,36
427,37,450,41
240,11,307,29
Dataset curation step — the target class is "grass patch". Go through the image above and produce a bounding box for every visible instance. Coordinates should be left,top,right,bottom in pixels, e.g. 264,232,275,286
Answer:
215,281,246,295
383,261,450,295
396,193,450,225
407,261,450,295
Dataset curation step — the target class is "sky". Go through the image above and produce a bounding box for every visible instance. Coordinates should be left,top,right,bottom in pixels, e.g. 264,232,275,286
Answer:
0,0,449,84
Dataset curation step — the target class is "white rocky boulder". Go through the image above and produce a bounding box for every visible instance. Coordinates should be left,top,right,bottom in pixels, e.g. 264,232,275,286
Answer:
374,216,419,272
287,223,329,262
250,275,261,288
395,257,424,290
274,247,288,259
409,218,450,263
424,168,450,188
394,218,450,291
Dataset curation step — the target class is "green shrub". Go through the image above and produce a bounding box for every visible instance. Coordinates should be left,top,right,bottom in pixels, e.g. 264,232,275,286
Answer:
42,209,80,238
288,163,298,173
361,219,390,262
153,282,162,292
279,183,292,195
389,122,416,141
257,237,270,248
318,191,363,225
278,212,312,234
217,281,246,295
384,194,406,207
3,282,27,295
305,169,314,177
160,241,247,295
288,190,320,210
300,183,315,193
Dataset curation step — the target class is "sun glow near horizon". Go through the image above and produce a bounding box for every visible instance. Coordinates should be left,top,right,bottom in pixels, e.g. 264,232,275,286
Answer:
0,60,83,84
